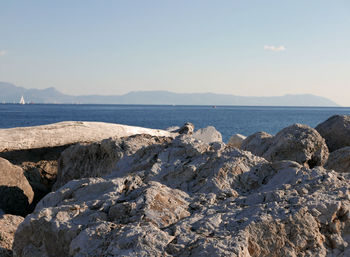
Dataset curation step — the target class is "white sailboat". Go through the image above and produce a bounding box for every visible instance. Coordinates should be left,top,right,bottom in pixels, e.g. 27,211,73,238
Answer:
19,96,25,105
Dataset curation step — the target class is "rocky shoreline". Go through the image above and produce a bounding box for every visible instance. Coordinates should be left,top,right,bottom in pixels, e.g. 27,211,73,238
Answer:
1,116,350,256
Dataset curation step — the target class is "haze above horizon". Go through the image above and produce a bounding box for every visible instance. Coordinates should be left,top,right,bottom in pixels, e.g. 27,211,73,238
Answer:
1,1,349,105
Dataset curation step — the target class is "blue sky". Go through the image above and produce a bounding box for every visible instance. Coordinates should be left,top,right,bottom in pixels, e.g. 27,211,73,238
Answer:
1,0,349,105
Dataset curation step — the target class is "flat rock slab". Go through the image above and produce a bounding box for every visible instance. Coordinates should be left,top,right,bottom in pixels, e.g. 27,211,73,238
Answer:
0,121,175,152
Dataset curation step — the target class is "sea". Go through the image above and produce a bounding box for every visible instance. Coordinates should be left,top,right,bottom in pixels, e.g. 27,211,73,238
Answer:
1,104,350,142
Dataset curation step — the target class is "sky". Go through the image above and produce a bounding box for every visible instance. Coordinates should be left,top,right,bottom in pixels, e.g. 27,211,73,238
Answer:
1,0,350,105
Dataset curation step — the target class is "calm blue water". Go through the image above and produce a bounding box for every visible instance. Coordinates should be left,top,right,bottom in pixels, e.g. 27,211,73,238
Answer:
1,104,350,142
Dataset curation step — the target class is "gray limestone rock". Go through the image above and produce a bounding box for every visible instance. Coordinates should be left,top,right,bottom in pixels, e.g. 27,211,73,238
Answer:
12,128,350,257
263,124,329,168
0,121,176,152
192,126,222,144
53,134,172,190
241,131,274,156
176,122,195,135
325,146,350,173
316,115,350,152
227,134,246,148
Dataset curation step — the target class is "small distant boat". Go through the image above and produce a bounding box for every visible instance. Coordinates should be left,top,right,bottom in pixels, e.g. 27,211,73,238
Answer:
212,105,216,109
19,96,25,105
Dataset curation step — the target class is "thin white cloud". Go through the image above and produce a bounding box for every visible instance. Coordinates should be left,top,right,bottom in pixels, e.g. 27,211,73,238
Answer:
0,50,6,56
264,45,286,52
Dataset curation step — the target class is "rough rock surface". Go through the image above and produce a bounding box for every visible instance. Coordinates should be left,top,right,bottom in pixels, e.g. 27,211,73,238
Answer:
227,134,246,148
0,122,175,210
262,124,329,167
241,131,273,156
192,126,222,144
325,147,350,173
0,214,24,257
53,134,172,190
316,115,350,152
0,158,34,216
176,122,194,135
0,121,175,152
13,134,350,257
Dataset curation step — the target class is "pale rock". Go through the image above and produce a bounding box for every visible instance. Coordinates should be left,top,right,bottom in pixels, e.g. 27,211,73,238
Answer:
227,134,246,148
13,134,350,257
53,134,172,190
0,214,24,257
263,124,329,168
316,115,350,152
0,122,175,207
0,121,175,152
192,126,222,144
0,158,34,216
241,131,273,156
325,147,350,173
176,122,194,135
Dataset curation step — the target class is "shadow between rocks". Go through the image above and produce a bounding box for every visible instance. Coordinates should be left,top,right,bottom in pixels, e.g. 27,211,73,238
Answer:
0,145,74,214
0,186,29,217
0,247,12,257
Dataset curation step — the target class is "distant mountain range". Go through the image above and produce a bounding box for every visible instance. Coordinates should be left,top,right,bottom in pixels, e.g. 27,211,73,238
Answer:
0,82,340,106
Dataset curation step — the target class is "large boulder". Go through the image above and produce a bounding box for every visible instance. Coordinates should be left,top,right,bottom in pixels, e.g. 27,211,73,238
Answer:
0,121,175,152
0,122,176,209
325,146,350,173
241,131,273,156
13,135,350,257
0,214,24,256
262,124,329,168
227,134,246,148
0,158,34,216
192,126,222,144
316,115,350,152
53,134,172,190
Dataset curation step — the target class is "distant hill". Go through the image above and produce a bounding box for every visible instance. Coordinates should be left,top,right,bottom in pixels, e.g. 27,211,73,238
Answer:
0,82,340,106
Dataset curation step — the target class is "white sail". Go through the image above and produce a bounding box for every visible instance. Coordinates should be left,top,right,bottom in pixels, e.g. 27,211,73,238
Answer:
20,96,25,105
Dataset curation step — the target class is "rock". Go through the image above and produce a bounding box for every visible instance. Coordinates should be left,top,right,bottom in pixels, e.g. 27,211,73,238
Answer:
13,133,350,257
325,147,350,173
53,134,172,190
0,122,175,211
227,134,246,148
165,126,180,132
192,126,222,144
0,158,34,216
241,131,273,156
176,122,194,135
0,121,176,152
263,124,329,168
316,115,350,152
0,214,24,257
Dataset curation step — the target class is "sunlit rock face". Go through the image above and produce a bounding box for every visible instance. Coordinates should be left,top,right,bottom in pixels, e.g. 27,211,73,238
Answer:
13,133,350,257
242,124,329,168
316,115,350,152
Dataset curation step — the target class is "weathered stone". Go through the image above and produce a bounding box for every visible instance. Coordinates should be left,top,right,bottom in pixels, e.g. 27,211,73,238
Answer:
0,121,176,152
176,122,194,135
53,134,173,190
192,126,222,144
227,134,246,148
325,146,350,173
12,128,350,257
316,115,350,152
241,131,273,156
0,158,34,216
263,124,329,167
0,122,175,211
0,214,24,257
